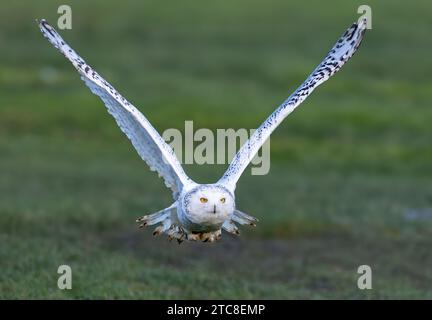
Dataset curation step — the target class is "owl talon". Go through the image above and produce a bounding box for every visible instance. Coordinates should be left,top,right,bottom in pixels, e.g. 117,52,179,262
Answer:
187,233,200,241
153,226,164,236
198,230,220,243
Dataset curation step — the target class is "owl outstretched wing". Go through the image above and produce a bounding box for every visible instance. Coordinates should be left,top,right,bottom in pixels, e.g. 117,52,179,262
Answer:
38,19,195,199
218,19,367,191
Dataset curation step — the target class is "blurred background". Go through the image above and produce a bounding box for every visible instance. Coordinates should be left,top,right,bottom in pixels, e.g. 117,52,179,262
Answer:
0,0,431,299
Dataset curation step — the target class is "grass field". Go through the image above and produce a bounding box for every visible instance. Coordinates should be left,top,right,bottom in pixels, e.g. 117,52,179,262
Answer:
1,0,431,299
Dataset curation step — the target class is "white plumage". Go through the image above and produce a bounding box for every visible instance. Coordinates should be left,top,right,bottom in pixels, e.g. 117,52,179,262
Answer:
39,18,366,243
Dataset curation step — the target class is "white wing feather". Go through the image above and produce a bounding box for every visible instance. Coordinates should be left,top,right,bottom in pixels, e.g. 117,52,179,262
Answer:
218,19,367,191
38,19,195,199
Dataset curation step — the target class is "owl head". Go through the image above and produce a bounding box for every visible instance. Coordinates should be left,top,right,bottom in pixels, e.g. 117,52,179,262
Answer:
182,184,235,227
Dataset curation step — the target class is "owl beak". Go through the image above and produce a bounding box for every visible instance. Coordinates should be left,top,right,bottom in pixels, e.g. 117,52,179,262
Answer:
213,205,217,214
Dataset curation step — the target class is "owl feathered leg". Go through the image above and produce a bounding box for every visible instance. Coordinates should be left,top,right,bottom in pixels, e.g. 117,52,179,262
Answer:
187,229,222,242
136,205,221,243
136,203,186,242
222,209,258,235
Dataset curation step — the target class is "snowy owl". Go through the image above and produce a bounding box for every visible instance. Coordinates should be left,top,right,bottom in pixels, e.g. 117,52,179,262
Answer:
38,18,366,243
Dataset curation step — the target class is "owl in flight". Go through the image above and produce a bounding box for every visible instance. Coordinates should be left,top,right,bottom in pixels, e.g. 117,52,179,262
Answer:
39,18,366,243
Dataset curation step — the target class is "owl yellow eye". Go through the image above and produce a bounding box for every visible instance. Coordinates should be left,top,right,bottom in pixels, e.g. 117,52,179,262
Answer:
200,197,208,203
220,197,226,203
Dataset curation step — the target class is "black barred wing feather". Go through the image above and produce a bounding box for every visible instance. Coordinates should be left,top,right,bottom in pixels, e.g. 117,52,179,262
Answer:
218,19,367,191
38,19,195,199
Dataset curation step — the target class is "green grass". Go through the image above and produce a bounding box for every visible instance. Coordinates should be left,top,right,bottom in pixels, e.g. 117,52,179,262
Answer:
0,0,431,299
